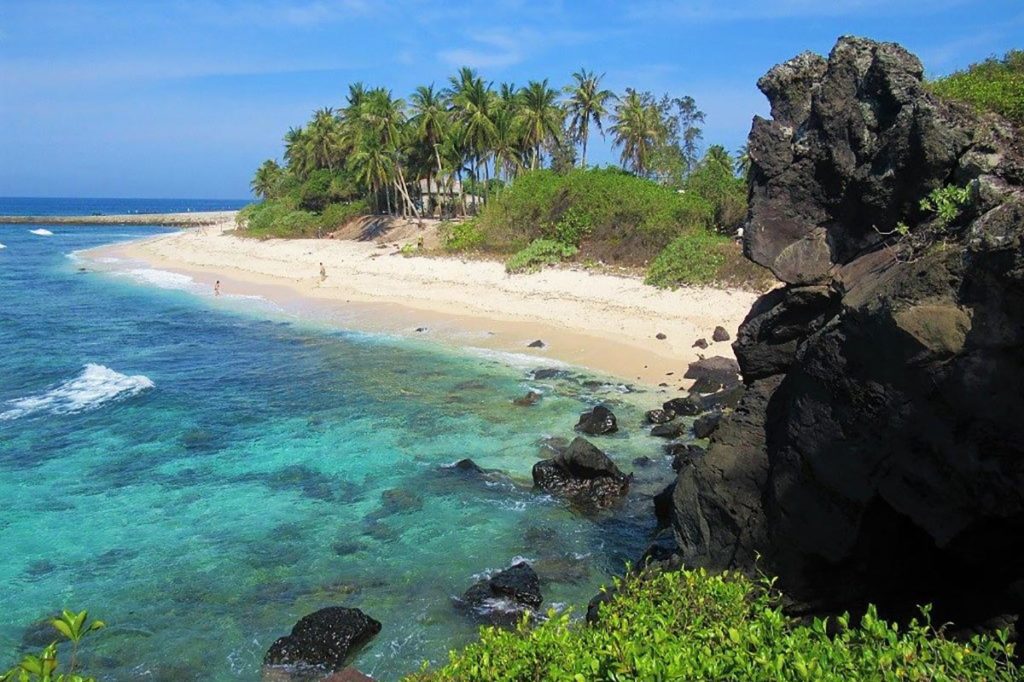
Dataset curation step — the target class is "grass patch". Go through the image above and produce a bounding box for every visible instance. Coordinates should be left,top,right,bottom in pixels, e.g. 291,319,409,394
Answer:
409,567,1018,681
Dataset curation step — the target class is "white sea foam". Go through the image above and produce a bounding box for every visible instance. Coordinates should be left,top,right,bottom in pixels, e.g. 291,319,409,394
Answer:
0,364,154,421
465,346,570,370
122,267,196,291
0,243,6,249
29,228,54,236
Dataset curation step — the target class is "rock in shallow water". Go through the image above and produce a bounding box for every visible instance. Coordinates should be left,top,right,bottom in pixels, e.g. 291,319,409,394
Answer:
456,562,543,626
264,607,381,672
574,405,618,435
532,437,631,509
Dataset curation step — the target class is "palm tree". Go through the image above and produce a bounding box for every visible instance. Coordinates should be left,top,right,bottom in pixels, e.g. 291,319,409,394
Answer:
409,84,449,212
564,69,615,168
349,137,392,213
516,80,564,170
305,108,343,172
284,126,311,178
250,159,283,199
448,69,497,207
610,89,664,176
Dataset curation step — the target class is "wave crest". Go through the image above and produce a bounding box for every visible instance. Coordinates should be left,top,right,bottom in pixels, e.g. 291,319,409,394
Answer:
0,364,154,421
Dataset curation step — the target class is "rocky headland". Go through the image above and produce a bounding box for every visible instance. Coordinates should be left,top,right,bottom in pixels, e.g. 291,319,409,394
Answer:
665,35,1024,634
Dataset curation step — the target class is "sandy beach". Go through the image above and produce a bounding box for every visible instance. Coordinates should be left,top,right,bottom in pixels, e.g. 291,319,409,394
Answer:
85,217,762,388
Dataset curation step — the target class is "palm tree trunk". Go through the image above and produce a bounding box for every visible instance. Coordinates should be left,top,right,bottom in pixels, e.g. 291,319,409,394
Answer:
581,120,588,168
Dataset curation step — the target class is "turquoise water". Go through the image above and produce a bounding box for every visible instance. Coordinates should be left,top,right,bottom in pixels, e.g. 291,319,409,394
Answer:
0,224,679,680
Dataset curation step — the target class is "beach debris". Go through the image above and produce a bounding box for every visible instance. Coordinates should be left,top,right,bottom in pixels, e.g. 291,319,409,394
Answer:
513,390,542,406
527,339,546,348
455,561,543,626
532,437,631,510
574,405,618,435
263,607,381,673
712,325,731,342
692,337,709,349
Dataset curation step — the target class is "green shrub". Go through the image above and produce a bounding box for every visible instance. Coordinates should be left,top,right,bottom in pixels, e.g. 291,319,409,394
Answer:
441,219,485,252
409,568,1017,682
3,610,103,682
319,200,368,230
475,168,714,261
920,184,971,229
505,239,578,274
929,50,1024,125
645,230,731,287
550,206,592,247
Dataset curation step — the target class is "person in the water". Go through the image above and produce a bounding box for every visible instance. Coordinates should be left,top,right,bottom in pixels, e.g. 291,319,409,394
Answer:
214,280,221,296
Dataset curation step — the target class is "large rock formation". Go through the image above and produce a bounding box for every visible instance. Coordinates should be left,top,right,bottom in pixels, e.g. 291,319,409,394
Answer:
264,607,381,673
671,36,1024,631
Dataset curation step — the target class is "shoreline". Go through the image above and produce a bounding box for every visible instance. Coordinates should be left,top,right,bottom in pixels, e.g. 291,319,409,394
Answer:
82,222,761,388
0,210,237,226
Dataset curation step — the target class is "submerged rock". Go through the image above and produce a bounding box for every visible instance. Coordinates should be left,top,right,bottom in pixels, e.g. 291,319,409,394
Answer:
513,390,542,407
650,422,687,439
574,405,618,435
671,36,1024,632
264,607,381,673
532,437,631,509
456,562,543,626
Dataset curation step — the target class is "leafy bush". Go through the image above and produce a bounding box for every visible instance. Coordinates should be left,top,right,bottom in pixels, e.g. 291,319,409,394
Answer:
3,610,103,682
920,184,971,229
929,50,1024,125
476,168,714,262
685,147,748,233
319,199,368,230
505,239,578,274
645,230,730,287
237,198,367,238
440,219,485,252
409,568,1018,681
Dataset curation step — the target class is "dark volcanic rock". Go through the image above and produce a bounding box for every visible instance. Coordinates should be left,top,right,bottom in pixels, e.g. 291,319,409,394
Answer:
528,339,546,348
574,405,618,435
672,36,1024,632
532,437,631,509
530,368,566,380
264,607,381,672
692,338,709,349
654,483,676,528
683,356,741,392
667,443,706,471
692,411,723,439
712,326,731,342
662,395,703,416
458,562,542,626
645,408,676,424
650,422,687,439
656,332,667,340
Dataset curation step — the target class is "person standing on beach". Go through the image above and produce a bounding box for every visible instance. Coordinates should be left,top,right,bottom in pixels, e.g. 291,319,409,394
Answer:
319,262,326,282
214,280,221,296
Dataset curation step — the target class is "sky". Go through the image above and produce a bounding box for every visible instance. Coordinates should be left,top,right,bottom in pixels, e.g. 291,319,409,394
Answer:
0,0,1021,199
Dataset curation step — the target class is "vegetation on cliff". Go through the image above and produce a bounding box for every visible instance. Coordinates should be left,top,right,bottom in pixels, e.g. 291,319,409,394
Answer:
410,567,1017,681
929,49,1023,124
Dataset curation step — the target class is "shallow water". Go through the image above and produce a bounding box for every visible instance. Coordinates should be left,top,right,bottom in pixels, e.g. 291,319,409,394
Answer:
0,224,683,680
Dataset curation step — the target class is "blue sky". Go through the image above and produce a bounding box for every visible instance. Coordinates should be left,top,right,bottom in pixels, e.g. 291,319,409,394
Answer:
1,0,1021,199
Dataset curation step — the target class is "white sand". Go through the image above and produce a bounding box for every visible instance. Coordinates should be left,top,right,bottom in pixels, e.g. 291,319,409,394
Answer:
87,220,762,387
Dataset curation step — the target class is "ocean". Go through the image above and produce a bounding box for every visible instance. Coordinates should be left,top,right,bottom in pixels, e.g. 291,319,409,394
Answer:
0,199,678,680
